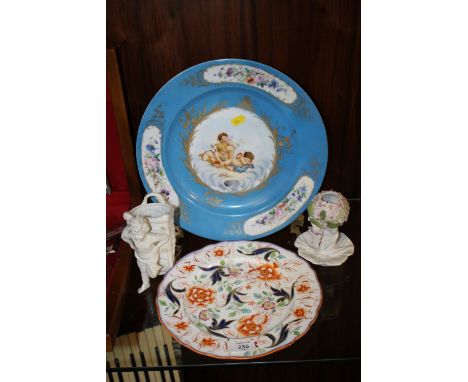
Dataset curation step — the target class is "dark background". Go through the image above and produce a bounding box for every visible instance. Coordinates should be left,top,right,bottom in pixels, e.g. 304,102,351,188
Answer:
107,0,361,198
107,0,360,380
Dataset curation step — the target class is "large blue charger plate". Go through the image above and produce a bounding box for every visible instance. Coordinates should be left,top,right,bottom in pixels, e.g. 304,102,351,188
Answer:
136,59,327,240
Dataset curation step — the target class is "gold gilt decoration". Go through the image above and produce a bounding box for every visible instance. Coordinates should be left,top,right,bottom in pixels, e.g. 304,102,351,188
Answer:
308,159,322,181
277,132,293,153
223,222,244,236
178,102,227,130
180,131,215,190
237,96,254,112
181,70,209,87
178,200,190,224
204,190,223,207
234,77,312,121
289,94,312,121
270,122,295,160
147,103,165,127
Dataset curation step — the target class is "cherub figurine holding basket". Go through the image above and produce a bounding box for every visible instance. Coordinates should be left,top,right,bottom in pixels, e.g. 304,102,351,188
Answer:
121,193,176,293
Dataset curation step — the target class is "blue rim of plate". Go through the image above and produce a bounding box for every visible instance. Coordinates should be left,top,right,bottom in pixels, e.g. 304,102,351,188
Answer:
136,59,327,240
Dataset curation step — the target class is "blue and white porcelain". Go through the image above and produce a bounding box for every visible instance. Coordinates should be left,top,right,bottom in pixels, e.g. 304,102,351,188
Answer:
136,59,328,240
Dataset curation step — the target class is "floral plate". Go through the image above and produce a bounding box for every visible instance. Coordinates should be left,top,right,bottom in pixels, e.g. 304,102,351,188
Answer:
156,241,322,359
136,59,327,241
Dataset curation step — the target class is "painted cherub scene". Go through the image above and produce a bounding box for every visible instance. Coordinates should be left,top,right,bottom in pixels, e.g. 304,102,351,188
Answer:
200,132,255,173
188,107,276,193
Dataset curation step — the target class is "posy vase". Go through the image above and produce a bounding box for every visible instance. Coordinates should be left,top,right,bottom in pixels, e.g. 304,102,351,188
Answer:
294,190,354,266
121,193,176,293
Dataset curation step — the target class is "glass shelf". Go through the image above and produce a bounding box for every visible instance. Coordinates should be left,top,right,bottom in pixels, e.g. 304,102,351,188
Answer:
107,199,360,381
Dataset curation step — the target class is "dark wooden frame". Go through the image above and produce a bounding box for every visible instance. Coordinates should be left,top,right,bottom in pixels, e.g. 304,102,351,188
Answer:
106,48,142,351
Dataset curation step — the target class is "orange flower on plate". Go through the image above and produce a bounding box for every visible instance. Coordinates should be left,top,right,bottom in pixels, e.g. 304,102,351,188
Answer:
294,308,305,318
213,247,226,257
186,286,216,307
183,264,196,272
174,322,188,331
201,337,216,347
237,314,268,337
249,262,281,281
297,284,310,293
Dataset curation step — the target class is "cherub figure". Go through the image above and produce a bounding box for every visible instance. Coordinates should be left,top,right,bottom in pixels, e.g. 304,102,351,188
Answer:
223,151,255,173
201,132,235,167
121,213,170,293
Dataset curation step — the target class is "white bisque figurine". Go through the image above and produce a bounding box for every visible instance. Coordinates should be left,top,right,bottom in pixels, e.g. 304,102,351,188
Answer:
121,193,176,293
294,190,354,266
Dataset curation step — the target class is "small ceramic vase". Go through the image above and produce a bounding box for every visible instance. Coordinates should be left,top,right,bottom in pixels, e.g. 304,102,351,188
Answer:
121,193,176,293
294,190,354,266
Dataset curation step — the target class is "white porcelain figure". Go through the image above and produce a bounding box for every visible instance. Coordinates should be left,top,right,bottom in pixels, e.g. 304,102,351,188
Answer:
294,190,354,266
121,193,176,293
